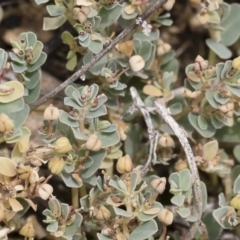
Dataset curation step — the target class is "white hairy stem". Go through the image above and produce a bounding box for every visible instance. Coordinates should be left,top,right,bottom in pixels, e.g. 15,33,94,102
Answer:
129,87,159,176
154,99,203,238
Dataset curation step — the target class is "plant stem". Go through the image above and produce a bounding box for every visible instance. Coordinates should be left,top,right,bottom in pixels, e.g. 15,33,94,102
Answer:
71,188,79,209
106,165,113,178
30,0,167,111
159,225,167,240
208,49,216,66
79,183,87,199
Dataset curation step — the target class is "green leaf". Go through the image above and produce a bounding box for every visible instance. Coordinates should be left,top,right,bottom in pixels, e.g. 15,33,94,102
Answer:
30,41,44,64
124,124,142,160
8,104,29,128
179,169,191,191
233,145,240,162
97,233,114,240
43,15,67,30
64,97,81,109
24,79,41,104
197,115,208,130
169,102,182,116
60,171,83,188
128,220,158,240
24,69,41,89
221,3,240,46
169,172,180,187
133,30,160,42
71,127,88,141
46,221,58,232
88,38,103,54
9,52,25,64
201,181,208,212
99,4,122,28
213,92,228,105
97,131,120,148
218,193,227,207
0,49,8,74
11,62,27,73
82,149,107,179
46,5,66,16
61,203,70,221
232,165,240,183
0,98,24,114
202,211,223,240
20,32,37,48
176,207,190,218
211,115,225,129
27,52,47,72
203,140,218,161
59,111,79,128
233,174,240,194
35,0,50,4
206,91,221,108
171,195,185,207
66,54,77,71
188,113,216,138
213,206,235,229
7,126,31,143
206,39,232,59
113,207,132,217
227,85,240,97
65,213,83,237
86,105,107,118
90,55,108,75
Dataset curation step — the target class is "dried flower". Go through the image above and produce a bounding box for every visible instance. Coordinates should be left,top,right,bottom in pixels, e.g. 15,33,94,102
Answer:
43,104,60,121
48,156,65,175
95,205,111,220
174,159,188,172
150,177,166,194
194,55,208,71
230,194,240,210
118,127,127,141
141,21,152,36
85,134,102,151
116,155,133,174
136,17,143,25
0,228,10,239
129,55,145,72
19,222,35,238
0,113,14,133
163,0,175,11
37,183,53,200
0,202,5,222
157,208,174,226
158,133,175,148
54,137,72,154
232,56,240,71
157,40,171,56
80,74,86,81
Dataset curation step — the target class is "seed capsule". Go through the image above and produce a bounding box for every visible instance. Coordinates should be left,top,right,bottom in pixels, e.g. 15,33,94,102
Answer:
54,137,72,154
150,177,166,194
116,155,133,174
43,104,60,121
85,134,102,151
157,208,174,226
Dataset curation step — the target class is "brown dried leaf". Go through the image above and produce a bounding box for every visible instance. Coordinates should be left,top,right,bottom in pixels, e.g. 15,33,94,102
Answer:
116,41,134,58
0,157,17,177
143,85,163,97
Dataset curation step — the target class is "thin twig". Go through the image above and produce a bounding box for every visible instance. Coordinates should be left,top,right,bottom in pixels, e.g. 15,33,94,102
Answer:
30,0,167,111
154,99,203,239
129,87,159,176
